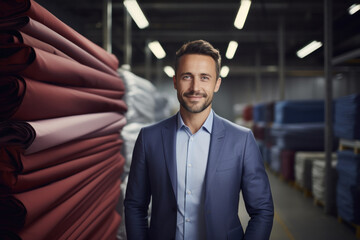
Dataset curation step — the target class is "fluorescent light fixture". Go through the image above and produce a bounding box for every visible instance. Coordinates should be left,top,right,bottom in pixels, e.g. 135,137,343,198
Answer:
234,0,252,29
123,0,149,29
296,41,323,58
349,4,360,15
225,41,238,59
220,66,230,78
148,41,166,59
164,66,175,77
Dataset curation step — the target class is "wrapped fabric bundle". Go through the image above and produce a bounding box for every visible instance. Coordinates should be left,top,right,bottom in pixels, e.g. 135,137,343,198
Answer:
312,159,338,214
120,69,157,124
334,94,360,140
270,146,282,173
271,123,326,151
252,122,265,141
336,150,360,224
274,100,324,124
280,150,296,181
242,104,253,122
121,122,151,175
253,103,266,123
0,0,119,70
295,152,337,191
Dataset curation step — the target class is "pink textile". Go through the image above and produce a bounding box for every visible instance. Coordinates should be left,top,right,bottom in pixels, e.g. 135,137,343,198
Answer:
0,44,125,91
0,0,119,70
15,153,122,226
5,76,126,121
7,145,122,193
25,112,125,154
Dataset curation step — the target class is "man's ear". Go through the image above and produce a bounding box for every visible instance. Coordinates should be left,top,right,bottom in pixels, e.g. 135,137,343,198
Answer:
214,77,222,93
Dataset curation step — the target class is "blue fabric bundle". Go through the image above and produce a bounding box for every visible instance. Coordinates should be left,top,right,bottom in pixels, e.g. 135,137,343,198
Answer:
336,150,360,224
270,146,282,173
253,102,274,123
271,123,325,151
334,94,360,140
274,100,325,124
253,103,266,123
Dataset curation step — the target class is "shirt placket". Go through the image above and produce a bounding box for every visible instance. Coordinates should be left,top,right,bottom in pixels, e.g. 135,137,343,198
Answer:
183,132,193,239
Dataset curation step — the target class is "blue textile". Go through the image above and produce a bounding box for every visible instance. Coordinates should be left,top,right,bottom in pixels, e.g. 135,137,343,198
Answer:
334,94,360,140
253,102,274,123
336,150,360,224
271,123,325,151
274,100,325,124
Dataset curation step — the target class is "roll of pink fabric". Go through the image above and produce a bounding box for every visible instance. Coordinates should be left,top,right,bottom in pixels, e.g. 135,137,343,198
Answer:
0,44,125,91
0,0,119,70
25,112,125,154
17,162,123,239
0,16,117,76
1,75,126,121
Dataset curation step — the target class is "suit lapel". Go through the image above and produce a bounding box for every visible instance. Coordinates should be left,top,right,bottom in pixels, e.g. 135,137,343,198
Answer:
161,115,178,199
205,114,226,202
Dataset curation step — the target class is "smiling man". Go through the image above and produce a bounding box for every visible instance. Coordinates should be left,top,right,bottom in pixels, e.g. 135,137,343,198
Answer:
124,40,274,240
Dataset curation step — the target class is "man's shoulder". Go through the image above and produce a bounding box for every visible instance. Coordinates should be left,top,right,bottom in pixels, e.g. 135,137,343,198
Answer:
142,114,177,132
214,114,251,134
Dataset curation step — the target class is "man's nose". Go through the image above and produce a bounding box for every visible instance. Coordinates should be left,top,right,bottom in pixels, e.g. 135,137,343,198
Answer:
190,78,200,91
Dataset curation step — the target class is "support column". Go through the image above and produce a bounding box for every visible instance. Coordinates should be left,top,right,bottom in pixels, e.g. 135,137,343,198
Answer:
103,0,112,53
255,50,262,102
124,6,132,68
278,17,285,101
145,39,152,81
324,0,334,215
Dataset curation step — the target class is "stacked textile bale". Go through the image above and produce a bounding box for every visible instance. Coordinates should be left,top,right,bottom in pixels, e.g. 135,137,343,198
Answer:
312,159,338,214
334,94,360,140
336,150,360,224
252,102,274,165
295,152,337,193
0,1,126,239
270,100,327,180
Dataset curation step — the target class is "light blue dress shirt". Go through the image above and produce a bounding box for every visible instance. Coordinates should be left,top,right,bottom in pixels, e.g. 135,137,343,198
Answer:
175,110,213,240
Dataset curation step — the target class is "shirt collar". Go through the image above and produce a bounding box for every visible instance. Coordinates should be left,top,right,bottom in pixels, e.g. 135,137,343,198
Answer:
177,110,214,134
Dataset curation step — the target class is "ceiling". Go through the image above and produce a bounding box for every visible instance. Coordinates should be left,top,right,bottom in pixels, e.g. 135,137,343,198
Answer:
36,0,360,81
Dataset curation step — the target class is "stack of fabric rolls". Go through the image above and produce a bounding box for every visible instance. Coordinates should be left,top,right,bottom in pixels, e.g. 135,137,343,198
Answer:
0,0,127,239
270,100,326,178
334,94,360,224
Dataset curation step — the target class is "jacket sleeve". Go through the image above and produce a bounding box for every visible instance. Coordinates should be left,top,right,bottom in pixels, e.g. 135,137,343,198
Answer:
241,131,274,240
124,129,151,240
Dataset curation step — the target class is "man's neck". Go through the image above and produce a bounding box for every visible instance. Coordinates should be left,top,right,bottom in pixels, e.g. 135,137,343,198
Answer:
179,107,212,134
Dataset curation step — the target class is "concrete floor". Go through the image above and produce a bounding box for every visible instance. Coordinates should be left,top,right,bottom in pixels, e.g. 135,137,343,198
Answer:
239,171,358,240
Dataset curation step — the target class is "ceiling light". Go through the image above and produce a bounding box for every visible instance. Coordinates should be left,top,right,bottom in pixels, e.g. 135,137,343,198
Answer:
220,66,230,78
148,41,166,59
296,41,323,58
348,4,360,15
234,0,252,29
225,41,238,59
123,0,149,29
164,66,175,77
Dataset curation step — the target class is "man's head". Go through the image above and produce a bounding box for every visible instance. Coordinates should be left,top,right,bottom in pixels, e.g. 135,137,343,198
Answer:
175,40,221,79
173,40,222,114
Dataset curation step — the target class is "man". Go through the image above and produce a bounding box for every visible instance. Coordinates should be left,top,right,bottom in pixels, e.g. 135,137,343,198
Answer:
124,40,274,240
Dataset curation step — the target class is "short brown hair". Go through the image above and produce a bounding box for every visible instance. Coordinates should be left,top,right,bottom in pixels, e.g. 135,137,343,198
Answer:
175,40,221,79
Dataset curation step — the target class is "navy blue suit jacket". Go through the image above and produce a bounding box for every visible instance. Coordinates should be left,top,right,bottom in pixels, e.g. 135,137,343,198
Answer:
124,113,274,240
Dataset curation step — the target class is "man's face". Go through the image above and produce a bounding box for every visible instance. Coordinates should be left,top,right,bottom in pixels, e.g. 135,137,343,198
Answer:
173,54,221,114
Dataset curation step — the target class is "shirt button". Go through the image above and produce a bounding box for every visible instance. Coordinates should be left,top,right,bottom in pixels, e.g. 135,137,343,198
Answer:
190,137,193,141
186,218,190,222
188,163,192,167
187,190,191,195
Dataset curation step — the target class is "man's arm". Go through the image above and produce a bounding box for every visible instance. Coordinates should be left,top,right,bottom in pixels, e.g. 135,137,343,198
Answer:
124,129,151,240
242,131,274,240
